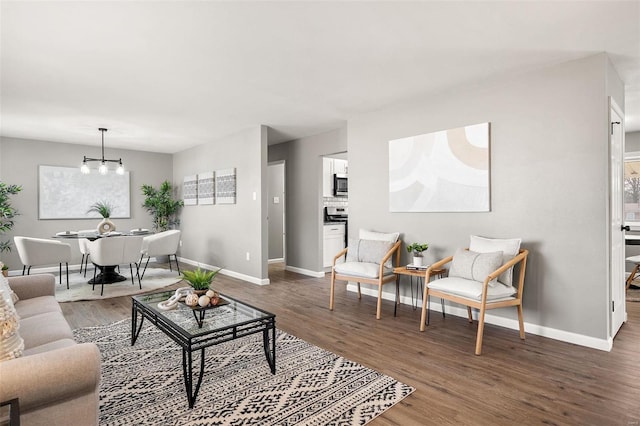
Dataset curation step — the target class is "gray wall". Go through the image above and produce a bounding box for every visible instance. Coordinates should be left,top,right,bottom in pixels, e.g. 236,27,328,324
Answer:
172,126,269,282
268,127,347,274
268,162,285,260
348,53,620,340
0,136,173,270
626,131,640,152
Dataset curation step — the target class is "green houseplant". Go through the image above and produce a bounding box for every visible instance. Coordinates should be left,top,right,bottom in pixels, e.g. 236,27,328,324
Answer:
0,182,22,255
86,200,112,218
406,242,429,266
141,180,184,232
87,200,116,234
181,267,222,291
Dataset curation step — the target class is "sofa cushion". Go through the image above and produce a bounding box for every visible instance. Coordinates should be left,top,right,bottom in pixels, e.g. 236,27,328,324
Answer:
15,296,62,319
427,276,516,301
334,262,393,279
0,274,24,361
19,312,73,349
23,338,76,356
449,248,503,287
469,235,521,286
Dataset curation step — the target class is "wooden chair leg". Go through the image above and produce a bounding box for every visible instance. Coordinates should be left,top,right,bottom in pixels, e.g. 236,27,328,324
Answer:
475,305,487,355
517,304,526,340
420,285,429,331
329,270,336,311
467,306,473,322
357,283,361,299
627,263,639,290
376,284,383,320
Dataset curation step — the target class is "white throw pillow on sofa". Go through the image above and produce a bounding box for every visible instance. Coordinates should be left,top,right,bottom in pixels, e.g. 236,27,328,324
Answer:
469,235,521,286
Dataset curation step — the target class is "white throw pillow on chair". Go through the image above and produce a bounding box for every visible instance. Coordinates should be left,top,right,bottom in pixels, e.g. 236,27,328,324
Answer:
469,235,521,286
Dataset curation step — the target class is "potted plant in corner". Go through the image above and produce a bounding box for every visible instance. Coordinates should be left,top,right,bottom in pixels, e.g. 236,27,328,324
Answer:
0,182,22,273
406,242,429,267
87,200,116,234
141,180,184,232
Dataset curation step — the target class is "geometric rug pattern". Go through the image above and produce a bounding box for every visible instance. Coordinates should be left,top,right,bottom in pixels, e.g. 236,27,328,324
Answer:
55,267,183,302
73,319,414,425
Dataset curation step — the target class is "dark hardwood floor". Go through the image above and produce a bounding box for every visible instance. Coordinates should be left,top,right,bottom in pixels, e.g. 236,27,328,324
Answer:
60,262,640,425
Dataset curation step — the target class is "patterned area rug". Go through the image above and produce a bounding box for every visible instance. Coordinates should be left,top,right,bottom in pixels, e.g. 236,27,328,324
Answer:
74,320,414,425
56,267,183,302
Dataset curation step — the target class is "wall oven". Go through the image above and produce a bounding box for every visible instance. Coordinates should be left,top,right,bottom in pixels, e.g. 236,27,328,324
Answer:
333,174,348,196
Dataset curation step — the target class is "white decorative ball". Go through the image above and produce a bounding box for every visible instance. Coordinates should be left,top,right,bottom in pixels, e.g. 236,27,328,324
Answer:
198,295,211,307
185,293,199,307
205,289,216,298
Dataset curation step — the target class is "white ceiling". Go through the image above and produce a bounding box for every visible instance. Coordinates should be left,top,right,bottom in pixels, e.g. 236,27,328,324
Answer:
1,1,639,154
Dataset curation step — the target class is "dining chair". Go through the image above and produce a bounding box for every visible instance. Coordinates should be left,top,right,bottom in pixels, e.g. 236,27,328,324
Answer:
77,229,97,277
122,236,144,289
139,230,181,279
14,236,72,288
87,237,126,296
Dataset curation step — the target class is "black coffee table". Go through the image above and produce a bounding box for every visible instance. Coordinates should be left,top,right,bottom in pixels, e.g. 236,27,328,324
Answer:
131,290,276,408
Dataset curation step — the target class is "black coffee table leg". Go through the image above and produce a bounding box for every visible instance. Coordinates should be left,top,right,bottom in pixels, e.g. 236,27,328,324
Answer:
182,348,205,408
262,325,276,374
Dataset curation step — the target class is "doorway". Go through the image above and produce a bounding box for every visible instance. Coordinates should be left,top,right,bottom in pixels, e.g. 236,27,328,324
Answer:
268,161,286,264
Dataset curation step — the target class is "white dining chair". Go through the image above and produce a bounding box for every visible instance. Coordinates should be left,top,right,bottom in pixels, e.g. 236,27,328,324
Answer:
123,236,144,289
87,237,126,296
139,230,181,279
77,229,97,277
14,236,72,288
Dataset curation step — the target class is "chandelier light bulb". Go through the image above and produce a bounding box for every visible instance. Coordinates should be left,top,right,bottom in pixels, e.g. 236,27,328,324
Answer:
81,161,90,174
116,162,125,175
99,162,108,175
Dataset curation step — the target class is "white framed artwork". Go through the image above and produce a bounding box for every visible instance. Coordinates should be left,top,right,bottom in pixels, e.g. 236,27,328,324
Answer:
183,175,198,206
389,122,491,212
216,168,236,204
198,171,215,205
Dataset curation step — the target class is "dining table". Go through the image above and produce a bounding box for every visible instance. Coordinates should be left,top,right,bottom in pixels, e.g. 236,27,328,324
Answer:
54,229,151,284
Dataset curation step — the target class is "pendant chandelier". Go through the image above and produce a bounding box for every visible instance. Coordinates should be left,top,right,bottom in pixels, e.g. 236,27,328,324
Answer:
80,128,124,175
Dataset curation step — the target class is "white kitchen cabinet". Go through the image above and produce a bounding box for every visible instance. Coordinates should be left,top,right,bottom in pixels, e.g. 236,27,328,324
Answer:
322,158,348,197
323,223,345,267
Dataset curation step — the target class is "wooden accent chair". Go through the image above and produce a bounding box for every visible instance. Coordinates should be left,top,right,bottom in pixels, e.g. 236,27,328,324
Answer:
419,242,529,355
329,231,402,319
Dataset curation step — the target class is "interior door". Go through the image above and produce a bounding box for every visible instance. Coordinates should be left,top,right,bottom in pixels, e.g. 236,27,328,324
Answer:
610,97,626,337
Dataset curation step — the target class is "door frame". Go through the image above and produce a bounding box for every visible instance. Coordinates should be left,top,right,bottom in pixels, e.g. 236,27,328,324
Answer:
609,96,626,339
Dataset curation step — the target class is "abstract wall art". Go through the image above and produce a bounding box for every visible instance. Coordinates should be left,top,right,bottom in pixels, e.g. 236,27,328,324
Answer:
38,165,131,219
389,122,491,212
216,168,236,204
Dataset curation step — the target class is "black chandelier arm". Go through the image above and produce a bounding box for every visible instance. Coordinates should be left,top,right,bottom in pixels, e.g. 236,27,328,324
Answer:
83,156,122,164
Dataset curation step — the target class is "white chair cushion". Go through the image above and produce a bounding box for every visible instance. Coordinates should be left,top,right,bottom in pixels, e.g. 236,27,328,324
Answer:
469,235,521,286
334,262,393,279
626,255,640,263
427,276,516,301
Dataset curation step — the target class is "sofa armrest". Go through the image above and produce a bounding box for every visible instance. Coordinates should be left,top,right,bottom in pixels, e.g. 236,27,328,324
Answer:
0,343,101,411
7,274,56,300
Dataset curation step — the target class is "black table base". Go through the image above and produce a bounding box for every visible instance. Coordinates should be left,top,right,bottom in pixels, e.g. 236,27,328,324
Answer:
88,265,127,284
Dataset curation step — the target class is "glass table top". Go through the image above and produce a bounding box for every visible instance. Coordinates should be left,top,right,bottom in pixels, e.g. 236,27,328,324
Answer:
133,290,274,337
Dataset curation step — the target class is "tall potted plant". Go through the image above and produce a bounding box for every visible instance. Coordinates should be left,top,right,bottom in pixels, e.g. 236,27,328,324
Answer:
0,182,22,273
141,180,184,232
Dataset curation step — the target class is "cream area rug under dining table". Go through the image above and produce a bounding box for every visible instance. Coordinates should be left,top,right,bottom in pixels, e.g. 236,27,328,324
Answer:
54,267,183,302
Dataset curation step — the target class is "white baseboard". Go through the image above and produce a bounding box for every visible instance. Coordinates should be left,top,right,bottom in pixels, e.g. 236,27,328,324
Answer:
346,284,612,352
284,265,325,278
177,257,270,286
268,258,284,264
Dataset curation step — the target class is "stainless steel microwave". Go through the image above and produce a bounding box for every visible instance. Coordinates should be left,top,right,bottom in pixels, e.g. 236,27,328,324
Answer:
333,174,348,196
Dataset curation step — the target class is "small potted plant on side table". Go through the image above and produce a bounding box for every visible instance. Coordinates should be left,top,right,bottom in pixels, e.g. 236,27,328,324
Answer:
406,242,429,267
